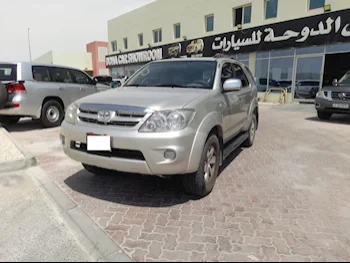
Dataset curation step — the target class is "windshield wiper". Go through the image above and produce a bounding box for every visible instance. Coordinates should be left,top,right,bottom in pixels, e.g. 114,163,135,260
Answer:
154,84,190,88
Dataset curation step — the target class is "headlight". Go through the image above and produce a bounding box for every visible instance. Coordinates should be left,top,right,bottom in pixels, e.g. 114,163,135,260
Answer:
65,103,78,124
139,110,195,133
316,90,326,98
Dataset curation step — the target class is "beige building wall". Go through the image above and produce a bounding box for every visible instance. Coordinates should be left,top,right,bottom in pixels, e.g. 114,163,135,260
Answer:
34,51,93,71
108,0,349,54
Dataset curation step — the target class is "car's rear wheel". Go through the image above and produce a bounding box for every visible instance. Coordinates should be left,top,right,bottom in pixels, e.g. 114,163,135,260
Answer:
82,164,114,175
182,134,220,198
41,100,64,128
317,111,332,120
243,114,257,147
0,116,20,126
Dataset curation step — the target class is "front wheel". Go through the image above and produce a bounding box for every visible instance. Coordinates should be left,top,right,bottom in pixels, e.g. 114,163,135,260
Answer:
182,134,220,198
317,111,332,120
243,114,257,147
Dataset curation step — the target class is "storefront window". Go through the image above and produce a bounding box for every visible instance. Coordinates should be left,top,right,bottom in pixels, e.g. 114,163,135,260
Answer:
270,49,294,58
269,57,294,93
326,43,350,54
255,59,269,92
296,46,324,55
257,51,270,59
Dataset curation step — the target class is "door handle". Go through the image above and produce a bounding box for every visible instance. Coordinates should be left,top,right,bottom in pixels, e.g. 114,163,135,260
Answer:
58,87,64,91
80,87,85,91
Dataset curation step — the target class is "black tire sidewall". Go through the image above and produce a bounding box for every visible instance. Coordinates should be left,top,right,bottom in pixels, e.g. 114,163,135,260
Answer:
317,111,332,120
41,100,64,128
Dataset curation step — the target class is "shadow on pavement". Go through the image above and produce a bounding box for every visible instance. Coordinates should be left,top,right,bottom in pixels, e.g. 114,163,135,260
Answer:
305,115,350,125
64,147,242,207
5,119,44,132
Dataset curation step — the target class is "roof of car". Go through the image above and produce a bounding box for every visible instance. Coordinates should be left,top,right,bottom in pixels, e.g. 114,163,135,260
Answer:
0,61,87,72
152,56,240,63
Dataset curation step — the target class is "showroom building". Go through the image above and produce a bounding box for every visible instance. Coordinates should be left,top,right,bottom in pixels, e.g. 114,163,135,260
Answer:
106,0,350,102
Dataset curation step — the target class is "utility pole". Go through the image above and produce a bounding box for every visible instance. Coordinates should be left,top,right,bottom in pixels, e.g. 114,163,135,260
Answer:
28,28,32,62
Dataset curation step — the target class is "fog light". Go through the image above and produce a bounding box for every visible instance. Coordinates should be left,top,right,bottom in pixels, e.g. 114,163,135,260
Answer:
60,135,65,145
164,150,176,160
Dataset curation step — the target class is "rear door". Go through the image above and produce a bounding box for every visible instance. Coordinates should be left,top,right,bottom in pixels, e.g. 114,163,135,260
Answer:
69,69,97,97
48,67,81,107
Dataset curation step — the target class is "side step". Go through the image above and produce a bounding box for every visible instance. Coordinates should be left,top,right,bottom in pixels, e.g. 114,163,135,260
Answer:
222,132,249,160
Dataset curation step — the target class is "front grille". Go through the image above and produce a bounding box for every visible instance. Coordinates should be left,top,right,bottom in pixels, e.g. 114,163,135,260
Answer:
331,91,350,101
71,141,145,161
78,103,148,127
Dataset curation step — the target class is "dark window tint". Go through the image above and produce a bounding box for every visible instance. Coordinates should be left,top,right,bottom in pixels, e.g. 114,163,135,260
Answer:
234,8,243,26
124,38,128,49
266,0,278,19
32,66,51,82
70,70,93,84
174,24,181,39
50,68,73,83
221,63,234,86
0,64,17,81
309,0,325,10
232,64,249,87
139,34,143,46
259,78,268,85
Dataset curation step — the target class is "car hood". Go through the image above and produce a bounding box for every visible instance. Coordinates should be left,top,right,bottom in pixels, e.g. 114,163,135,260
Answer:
323,85,350,92
76,87,210,110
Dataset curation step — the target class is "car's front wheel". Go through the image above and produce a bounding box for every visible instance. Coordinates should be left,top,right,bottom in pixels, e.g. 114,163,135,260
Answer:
182,134,220,197
243,114,257,147
317,111,332,120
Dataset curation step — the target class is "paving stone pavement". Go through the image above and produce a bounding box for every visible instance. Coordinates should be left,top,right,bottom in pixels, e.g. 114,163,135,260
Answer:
8,104,350,262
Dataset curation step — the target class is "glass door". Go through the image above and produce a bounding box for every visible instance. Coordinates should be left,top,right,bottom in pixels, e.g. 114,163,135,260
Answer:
293,56,324,100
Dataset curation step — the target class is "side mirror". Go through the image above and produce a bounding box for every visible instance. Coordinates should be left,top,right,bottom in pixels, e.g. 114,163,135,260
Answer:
332,78,338,86
223,78,242,92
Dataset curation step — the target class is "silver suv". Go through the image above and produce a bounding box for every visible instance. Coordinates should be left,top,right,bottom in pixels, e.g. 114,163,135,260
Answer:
0,62,109,127
60,58,259,197
315,71,350,120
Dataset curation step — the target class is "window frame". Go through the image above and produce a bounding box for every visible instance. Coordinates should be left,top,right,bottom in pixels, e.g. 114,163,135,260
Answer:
174,23,181,39
205,14,214,32
309,0,325,10
138,33,144,47
32,66,51,82
48,67,74,84
111,41,117,52
69,69,94,85
233,4,252,27
265,0,278,20
153,29,162,44
123,38,128,50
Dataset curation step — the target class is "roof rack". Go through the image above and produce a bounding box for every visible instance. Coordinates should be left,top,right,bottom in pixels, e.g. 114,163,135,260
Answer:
213,53,232,59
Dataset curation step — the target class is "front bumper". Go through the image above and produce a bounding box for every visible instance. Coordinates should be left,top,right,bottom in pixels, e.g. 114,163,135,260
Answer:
315,97,350,114
60,122,199,175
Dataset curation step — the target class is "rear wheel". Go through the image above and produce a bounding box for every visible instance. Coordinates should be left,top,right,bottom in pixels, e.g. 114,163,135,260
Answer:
317,111,332,120
82,164,113,175
243,114,257,147
182,134,220,197
0,116,20,126
41,100,64,128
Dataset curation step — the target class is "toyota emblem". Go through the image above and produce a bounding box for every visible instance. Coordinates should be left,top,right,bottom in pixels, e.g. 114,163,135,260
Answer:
338,93,347,100
97,110,113,123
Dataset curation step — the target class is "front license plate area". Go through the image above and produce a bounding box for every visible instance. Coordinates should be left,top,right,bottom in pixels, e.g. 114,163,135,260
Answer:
87,133,111,152
333,103,349,109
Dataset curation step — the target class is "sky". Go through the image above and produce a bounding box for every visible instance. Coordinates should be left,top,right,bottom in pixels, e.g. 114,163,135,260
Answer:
0,0,155,62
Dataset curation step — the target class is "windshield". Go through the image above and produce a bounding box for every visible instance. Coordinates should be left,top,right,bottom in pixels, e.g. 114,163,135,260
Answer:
339,71,350,85
125,60,217,89
0,64,17,81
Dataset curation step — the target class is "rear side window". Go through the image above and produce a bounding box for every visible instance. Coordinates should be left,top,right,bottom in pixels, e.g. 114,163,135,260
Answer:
0,64,17,81
49,68,73,83
32,66,51,82
70,70,93,84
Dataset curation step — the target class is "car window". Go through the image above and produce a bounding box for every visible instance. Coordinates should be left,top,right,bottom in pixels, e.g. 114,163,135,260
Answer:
50,68,73,83
339,71,350,85
232,63,249,87
70,70,93,84
32,66,51,82
221,63,234,86
0,64,17,81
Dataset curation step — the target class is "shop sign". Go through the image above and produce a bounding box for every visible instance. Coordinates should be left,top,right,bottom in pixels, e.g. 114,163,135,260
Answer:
106,48,163,66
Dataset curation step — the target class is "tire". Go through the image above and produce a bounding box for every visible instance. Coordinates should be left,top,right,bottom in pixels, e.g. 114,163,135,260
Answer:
82,164,113,175
40,100,64,128
0,81,7,110
182,134,220,197
317,111,332,120
0,116,20,126
243,114,257,148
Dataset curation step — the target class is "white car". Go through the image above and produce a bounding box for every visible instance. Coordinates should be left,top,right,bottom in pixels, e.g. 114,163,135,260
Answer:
187,39,204,54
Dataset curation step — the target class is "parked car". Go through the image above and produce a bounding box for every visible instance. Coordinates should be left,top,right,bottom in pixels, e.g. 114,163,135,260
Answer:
60,57,259,197
167,43,182,58
186,39,204,55
315,70,350,120
294,80,320,99
256,78,280,92
0,62,110,127
93,75,113,86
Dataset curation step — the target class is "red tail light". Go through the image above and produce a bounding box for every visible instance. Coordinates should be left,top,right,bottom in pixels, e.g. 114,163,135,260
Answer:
7,83,26,94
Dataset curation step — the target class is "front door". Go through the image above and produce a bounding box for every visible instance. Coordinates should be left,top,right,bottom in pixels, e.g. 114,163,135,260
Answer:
293,56,324,100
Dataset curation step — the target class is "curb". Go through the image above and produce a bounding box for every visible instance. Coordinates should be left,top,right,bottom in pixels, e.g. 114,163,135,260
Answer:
29,166,133,262
0,126,37,173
